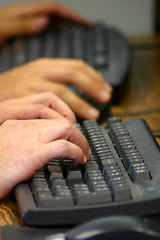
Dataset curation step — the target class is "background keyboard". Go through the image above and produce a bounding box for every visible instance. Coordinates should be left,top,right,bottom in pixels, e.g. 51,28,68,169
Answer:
0,22,131,121
14,117,160,226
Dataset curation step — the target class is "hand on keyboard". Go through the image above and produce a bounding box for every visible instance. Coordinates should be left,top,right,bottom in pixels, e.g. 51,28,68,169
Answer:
0,59,112,120
0,92,76,124
0,93,91,200
14,117,160,227
14,117,160,226
0,117,90,200
0,1,92,46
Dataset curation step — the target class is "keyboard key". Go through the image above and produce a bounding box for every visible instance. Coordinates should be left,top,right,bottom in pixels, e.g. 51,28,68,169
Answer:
11,39,26,66
130,167,151,183
111,184,131,201
72,184,112,205
27,36,42,61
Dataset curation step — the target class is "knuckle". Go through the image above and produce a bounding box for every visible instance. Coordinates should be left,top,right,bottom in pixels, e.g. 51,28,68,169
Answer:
76,59,86,69
32,58,49,65
60,118,73,132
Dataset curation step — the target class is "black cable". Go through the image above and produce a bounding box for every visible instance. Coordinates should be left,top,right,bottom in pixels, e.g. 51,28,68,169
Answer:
152,130,160,138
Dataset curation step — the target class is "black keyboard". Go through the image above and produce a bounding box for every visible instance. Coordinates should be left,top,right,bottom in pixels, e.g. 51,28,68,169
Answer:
0,22,131,121
14,117,160,227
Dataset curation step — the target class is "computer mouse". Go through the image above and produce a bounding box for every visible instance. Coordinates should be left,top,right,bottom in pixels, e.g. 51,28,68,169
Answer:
2,216,160,240
64,215,160,240
70,85,111,123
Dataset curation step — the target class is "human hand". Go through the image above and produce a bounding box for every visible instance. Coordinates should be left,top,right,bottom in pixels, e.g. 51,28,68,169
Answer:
0,92,76,124
0,58,112,120
0,118,90,199
0,1,92,45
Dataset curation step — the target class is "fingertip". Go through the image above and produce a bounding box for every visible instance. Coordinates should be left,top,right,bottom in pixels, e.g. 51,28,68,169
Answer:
76,155,88,165
34,16,49,32
104,83,113,93
84,155,88,163
98,90,111,102
87,108,100,120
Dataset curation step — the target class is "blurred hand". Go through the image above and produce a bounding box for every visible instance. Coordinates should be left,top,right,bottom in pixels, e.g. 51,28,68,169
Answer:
0,1,92,45
0,92,76,124
0,118,90,199
0,58,112,120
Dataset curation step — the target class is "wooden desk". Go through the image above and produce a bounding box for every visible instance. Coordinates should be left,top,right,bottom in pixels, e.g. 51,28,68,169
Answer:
0,36,160,227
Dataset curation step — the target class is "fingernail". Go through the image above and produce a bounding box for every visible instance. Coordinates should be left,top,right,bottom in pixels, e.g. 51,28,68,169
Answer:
88,108,100,119
99,90,110,101
35,16,48,31
84,155,88,163
89,148,91,156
